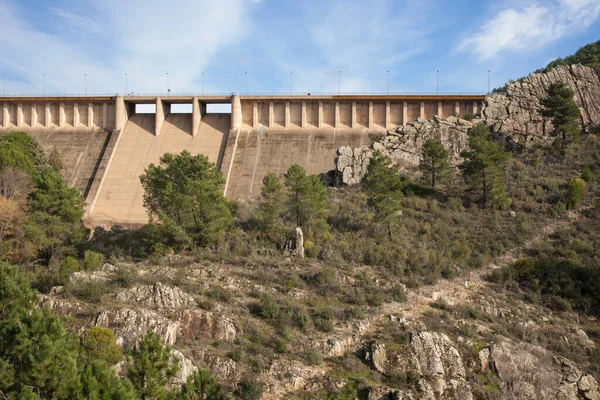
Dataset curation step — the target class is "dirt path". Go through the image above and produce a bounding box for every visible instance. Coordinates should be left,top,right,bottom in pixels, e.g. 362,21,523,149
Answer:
380,209,585,320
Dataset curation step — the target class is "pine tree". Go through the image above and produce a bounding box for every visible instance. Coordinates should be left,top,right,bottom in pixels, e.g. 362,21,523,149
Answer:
140,150,233,247
284,164,308,226
283,165,329,238
178,370,226,400
361,151,404,218
460,123,511,208
419,139,450,189
24,167,86,262
0,263,80,398
127,331,179,399
258,173,286,244
540,82,581,146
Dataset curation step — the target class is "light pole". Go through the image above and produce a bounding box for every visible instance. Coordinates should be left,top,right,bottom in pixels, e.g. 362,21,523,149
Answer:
166,72,170,94
290,71,293,95
436,70,439,95
43,74,46,96
338,70,341,95
202,72,204,96
245,71,247,94
488,69,491,94
125,73,128,95
387,70,390,95
2,74,5,96
85,74,87,96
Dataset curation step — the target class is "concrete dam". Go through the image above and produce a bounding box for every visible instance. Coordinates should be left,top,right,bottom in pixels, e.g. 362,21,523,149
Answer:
0,94,485,226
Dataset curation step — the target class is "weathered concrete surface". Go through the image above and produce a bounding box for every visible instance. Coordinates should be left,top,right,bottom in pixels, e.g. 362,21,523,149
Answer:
483,64,600,144
221,127,372,200
88,113,229,225
29,129,112,198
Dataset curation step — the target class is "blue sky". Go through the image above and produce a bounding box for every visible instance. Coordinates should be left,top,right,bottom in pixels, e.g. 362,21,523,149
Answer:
1,0,600,96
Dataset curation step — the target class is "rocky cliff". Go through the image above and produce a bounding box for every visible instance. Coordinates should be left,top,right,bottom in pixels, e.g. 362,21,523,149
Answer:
483,64,600,144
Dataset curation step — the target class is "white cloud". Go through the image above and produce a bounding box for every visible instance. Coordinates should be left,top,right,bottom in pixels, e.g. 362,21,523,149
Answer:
47,7,103,35
459,0,600,61
0,0,250,95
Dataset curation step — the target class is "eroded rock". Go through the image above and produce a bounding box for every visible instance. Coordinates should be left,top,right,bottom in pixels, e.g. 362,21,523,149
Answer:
94,308,179,346
115,282,196,310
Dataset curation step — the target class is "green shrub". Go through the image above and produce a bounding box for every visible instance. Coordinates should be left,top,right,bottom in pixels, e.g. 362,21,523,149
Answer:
258,295,280,319
227,349,243,362
306,348,322,365
391,284,407,303
235,378,263,400
312,308,334,332
80,326,123,365
72,282,109,303
581,167,594,182
304,240,321,258
83,250,104,271
564,178,586,209
59,256,80,285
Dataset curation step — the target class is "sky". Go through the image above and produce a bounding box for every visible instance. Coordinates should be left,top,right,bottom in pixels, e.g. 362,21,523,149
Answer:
1,0,600,97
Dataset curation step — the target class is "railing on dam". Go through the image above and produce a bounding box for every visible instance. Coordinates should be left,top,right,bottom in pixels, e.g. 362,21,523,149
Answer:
0,91,492,98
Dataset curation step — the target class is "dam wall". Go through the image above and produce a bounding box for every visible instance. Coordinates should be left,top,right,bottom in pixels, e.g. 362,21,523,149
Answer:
0,94,485,225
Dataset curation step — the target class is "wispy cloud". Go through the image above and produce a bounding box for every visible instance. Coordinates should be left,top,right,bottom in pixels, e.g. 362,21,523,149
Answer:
0,0,251,95
458,0,600,61
47,7,103,35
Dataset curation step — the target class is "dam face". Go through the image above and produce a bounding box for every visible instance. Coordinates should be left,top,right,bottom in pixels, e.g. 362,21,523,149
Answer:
0,94,484,226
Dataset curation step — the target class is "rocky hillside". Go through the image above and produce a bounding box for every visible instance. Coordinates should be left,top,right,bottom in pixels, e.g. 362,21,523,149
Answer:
42,215,600,400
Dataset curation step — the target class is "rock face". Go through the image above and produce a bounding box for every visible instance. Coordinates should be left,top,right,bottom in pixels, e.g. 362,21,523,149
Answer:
115,283,196,310
94,308,180,346
336,117,473,185
177,309,237,342
365,332,472,400
483,64,600,144
479,339,600,400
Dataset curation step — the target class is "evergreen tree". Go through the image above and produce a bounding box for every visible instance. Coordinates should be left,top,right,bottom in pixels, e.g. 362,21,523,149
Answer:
178,369,226,400
460,123,511,208
127,331,179,400
79,360,136,400
0,263,80,398
284,164,308,226
540,82,581,145
24,167,86,262
419,139,450,189
283,165,329,238
0,131,47,175
258,173,286,244
48,146,64,173
361,151,404,218
140,150,233,247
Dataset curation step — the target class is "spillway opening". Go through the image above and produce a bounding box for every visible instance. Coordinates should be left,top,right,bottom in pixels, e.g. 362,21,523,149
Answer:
206,104,231,114
170,104,193,114
135,104,156,114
